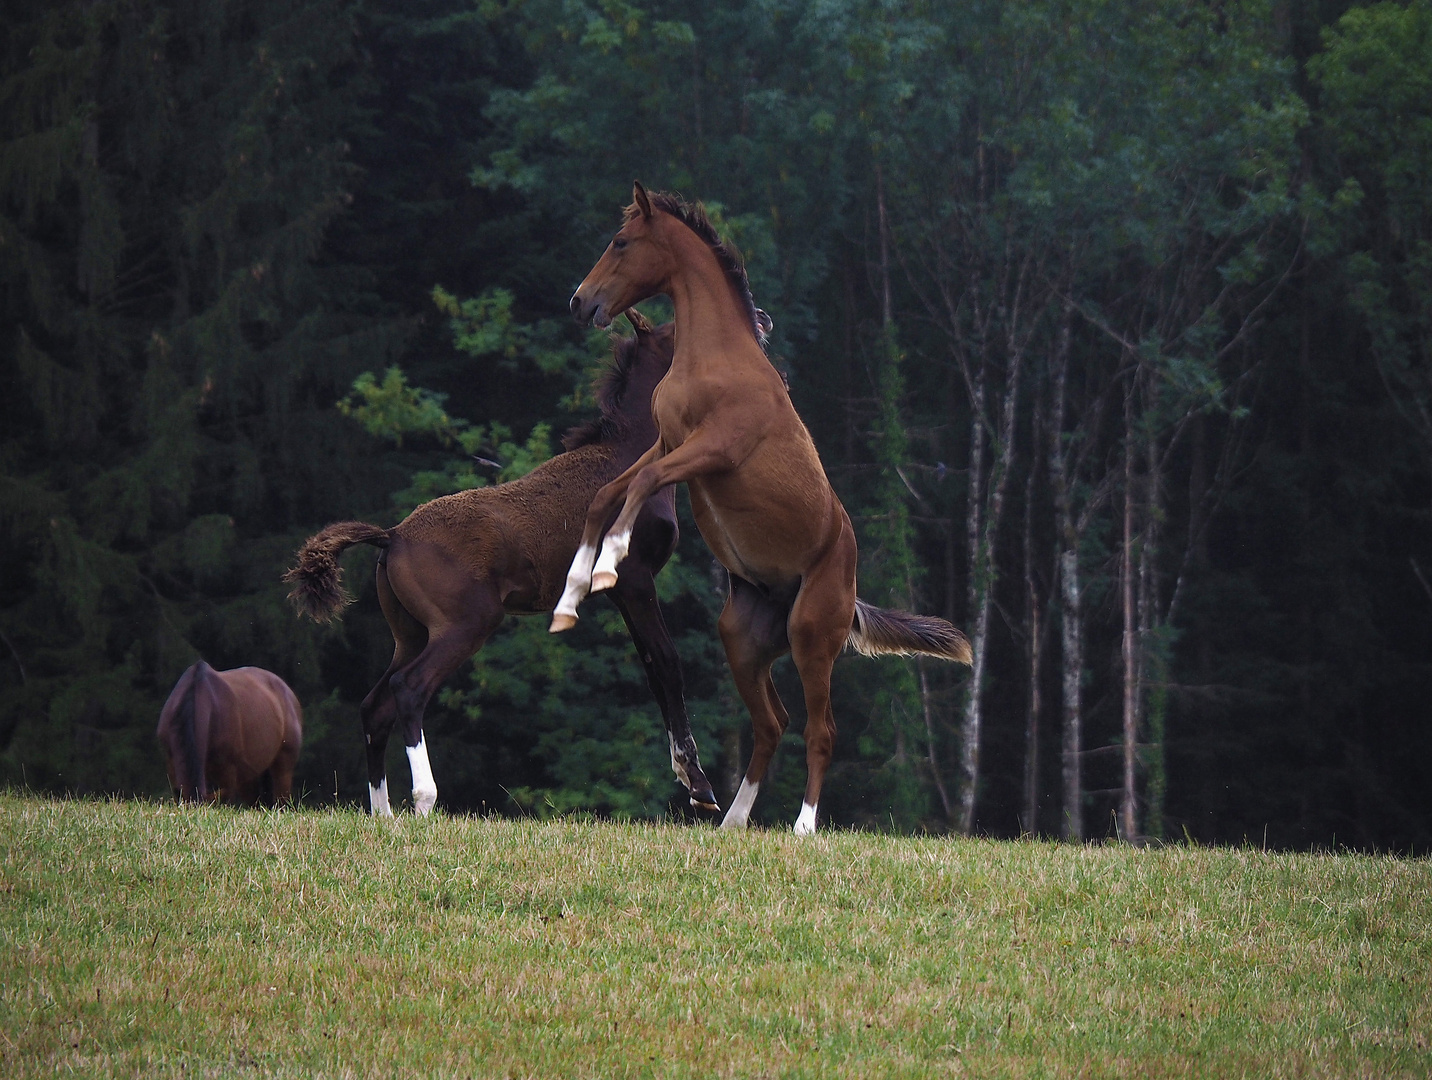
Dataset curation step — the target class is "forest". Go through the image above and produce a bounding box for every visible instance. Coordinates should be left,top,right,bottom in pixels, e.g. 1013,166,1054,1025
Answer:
1,0,1428,850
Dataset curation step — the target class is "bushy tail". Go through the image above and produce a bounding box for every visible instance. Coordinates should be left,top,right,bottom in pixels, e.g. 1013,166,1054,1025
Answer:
284,522,391,621
848,598,973,664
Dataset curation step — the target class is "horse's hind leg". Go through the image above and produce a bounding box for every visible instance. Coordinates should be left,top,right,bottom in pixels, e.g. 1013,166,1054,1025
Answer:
387,597,503,816
608,567,719,813
717,575,793,830
785,535,858,835
363,560,426,816
269,739,299,807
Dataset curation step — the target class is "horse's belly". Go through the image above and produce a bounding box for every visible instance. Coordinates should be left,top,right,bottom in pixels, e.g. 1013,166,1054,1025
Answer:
503,518,586,613
688,470,830,585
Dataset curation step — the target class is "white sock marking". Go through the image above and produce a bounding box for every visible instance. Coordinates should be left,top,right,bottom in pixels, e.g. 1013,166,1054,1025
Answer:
793,801,818,835
720,778,759,830
591,528,632,589
407,737,437,816
369,778,392,817
554,542,598,619
669,732,691,789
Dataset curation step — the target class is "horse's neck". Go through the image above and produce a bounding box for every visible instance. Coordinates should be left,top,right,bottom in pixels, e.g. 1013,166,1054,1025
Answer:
614,356,667,446
663,229,762,373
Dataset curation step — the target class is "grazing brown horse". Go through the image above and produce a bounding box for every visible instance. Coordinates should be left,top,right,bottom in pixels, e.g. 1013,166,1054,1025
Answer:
553,182,972,834
156,661,303,804
285,314,721,816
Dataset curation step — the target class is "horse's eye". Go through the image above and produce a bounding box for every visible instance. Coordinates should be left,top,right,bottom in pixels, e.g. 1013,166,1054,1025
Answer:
613,237,628,251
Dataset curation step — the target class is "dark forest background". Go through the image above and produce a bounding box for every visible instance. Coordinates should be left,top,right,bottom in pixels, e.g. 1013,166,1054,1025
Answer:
2,0,1429,850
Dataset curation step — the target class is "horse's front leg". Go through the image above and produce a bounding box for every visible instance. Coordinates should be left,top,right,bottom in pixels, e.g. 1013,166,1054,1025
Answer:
589,433,738,596
551,441,663,632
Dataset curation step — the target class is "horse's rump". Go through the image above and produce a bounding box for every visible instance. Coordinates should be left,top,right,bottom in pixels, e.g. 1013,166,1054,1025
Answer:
157,663,302,803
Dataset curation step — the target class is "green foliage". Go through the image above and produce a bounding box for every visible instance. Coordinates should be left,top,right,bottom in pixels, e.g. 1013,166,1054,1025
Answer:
0,0,407,796
853,322,928,827
334,363,557,509
0,0,1428,846
1310,1,1432,460
339,367,465,448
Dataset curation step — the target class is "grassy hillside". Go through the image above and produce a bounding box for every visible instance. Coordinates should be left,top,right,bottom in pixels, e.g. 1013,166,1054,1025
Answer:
1,795,1428,1078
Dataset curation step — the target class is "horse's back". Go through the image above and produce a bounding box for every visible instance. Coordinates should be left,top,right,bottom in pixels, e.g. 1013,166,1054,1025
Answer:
390,443,629,613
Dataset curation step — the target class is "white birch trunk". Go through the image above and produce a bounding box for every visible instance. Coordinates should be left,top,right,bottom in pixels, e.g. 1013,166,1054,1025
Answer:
1119,382,1140,844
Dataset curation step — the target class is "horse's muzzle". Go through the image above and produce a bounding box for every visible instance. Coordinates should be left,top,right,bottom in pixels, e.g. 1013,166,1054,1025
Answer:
570,293,612,329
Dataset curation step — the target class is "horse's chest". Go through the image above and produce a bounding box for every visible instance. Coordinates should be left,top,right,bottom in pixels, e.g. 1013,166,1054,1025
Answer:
651,385,701,444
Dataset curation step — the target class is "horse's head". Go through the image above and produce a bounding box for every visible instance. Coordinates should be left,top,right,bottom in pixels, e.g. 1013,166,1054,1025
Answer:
571,181,670,328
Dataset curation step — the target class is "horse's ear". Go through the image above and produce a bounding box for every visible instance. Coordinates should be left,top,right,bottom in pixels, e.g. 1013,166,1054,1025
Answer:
632,181,653,219
625,307,654,336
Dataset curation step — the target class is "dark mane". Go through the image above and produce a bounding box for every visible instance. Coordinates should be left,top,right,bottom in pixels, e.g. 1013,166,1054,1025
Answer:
560,332,644,451
629,192,763,343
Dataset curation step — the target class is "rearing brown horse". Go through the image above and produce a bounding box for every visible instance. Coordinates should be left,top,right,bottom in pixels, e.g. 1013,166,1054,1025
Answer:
552,182,972,834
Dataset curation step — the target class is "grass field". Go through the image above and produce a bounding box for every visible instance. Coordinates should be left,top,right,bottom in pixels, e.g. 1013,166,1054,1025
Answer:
1,795,1428,1078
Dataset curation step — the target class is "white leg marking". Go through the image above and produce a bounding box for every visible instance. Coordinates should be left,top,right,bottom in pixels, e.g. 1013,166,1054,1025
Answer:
793,801,818,836
553,542,598,621
669,732,692,790
591,527,632,590
369,778,393,817
407,737,437,816
720,778,760,830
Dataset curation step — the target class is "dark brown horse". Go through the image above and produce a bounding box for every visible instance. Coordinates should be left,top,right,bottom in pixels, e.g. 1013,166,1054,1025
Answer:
285,313,721,816
156,661,303,804
553,183,972,834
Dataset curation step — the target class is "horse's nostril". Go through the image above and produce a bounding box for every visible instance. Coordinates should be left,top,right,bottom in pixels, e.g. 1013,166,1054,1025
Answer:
569,294,584,321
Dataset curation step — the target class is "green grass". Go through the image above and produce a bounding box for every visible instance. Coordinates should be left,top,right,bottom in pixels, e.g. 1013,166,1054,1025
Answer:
1,795,1428,1078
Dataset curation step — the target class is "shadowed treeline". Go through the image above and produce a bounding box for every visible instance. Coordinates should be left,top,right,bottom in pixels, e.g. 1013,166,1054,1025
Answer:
1,0,1428,849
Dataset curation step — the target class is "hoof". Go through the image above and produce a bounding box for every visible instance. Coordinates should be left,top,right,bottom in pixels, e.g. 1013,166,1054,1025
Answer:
690,796,722,814
549,612,578,633
590,569,618,592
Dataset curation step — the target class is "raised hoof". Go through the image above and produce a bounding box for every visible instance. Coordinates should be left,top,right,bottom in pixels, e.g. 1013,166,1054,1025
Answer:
689,796,722,814
590,569,618,592
549,612,578,633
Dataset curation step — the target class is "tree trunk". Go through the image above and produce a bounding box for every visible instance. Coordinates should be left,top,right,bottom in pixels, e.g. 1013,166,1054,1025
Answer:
1119,379,1140,844
1022,401,1043,835
957,370,988,834
1141,402,1165,842
1047,304,1084,842
959,359,1025,832
1058,548,1084,841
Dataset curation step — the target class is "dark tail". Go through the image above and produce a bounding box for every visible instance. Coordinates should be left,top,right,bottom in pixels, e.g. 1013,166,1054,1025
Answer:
284,521,392,621
848,598,973,664
176,663,207,801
